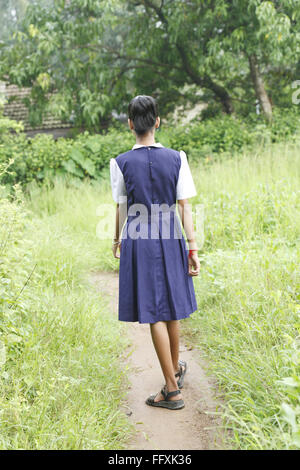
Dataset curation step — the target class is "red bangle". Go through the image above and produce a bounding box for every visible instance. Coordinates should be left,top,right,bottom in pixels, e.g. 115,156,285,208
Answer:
188,249,198,258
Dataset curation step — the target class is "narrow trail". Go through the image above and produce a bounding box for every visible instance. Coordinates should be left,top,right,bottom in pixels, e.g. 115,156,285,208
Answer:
89,271,225,450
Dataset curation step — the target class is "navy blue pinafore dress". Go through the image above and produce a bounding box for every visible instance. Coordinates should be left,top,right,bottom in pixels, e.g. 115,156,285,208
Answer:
115,145,198,324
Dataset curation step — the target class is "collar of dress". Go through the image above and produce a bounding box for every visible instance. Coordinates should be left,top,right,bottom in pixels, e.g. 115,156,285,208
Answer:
132,142,164,150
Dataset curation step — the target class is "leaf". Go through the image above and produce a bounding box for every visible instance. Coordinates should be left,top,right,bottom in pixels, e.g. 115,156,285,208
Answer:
36,73,51,91
85,139,101,153
28,24,39,38
70,148,96,176
70,148,85,165
79,158,96,177
61,159,84,177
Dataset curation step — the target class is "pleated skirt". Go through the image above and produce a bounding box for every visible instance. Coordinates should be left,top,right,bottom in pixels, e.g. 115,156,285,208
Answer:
118,212,198,324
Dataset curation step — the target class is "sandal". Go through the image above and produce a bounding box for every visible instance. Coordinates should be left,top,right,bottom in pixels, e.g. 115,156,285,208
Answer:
146,385,184,410
175,360,187,389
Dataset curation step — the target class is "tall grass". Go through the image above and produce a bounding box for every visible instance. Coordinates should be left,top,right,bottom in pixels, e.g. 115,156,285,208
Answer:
181,138,300,449
0,175,133,449
1,137,299,449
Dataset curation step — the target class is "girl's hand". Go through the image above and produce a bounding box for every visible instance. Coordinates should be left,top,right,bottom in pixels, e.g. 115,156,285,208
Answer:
188,252,200,276
112,241,121,259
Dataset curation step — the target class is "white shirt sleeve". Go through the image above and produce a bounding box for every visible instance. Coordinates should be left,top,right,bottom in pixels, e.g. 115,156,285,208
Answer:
176,150,197,200
110,158,127,203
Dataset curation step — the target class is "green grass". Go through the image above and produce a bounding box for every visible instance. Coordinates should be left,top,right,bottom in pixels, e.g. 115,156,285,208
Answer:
0,176,134,449
181,138,300,449
1,137,299,449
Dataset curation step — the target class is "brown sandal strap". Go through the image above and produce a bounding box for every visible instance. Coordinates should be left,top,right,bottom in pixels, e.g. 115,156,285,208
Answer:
175,362,184,378
166,389,181,400
161,387,181,401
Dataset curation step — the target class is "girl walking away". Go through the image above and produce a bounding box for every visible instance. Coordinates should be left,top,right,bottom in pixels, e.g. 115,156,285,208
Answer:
110,95,200,410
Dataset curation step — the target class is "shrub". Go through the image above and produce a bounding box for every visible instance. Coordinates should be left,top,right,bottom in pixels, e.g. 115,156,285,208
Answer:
163,107,300,161
0,107,299,186
0,128,133,187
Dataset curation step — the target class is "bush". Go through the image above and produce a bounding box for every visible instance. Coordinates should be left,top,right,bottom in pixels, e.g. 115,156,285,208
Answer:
181,139,300,449
0,167,133,449
164,114,254,159
163,106,300,161
0,128,133,186
0,107,299,186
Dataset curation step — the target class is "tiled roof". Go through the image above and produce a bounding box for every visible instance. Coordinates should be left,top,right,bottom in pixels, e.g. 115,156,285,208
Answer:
0,82,73,131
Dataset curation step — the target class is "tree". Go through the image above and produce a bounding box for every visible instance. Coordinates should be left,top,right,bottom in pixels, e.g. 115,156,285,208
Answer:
103,0,299,120
217,0,299,120
0,0,237,128
122,0,235,114
0,0,299,129
0,1,124,129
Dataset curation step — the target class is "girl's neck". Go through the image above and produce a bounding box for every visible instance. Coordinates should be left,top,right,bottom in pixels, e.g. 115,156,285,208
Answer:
135,133,156,146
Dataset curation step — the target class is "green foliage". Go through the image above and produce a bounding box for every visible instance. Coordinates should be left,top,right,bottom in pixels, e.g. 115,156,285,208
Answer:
164,107,300,160
0,128,133,186
0,107,299,186
1,117,300,449
278,342,300,448
181,139,300,449
165,115,255,158
0,0,31,41
0,0,124,130
1,0,299,125
0,170,133,449
0,109,24,135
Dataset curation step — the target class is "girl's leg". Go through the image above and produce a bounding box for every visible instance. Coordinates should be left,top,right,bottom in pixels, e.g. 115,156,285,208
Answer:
149,321,182,402
166,320,180,374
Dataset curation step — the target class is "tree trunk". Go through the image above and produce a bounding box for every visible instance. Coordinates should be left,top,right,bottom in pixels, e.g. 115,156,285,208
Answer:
203,74,234,114
249,54,272,121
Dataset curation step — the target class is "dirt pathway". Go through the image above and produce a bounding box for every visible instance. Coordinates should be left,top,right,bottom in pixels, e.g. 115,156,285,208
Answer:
89,271,225,450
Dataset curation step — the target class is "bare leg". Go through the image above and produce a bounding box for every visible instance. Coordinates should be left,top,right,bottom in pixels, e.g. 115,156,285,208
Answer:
166,320,180,374
150,321,182,402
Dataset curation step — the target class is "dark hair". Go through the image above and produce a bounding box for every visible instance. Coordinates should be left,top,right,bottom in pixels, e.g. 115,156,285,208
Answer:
128,95,159,136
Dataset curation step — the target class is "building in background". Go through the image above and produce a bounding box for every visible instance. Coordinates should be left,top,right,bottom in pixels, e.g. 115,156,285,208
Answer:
0,81,74,138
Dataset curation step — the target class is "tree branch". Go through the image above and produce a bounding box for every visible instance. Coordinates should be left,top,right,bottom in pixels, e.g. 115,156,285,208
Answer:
85,43,183,72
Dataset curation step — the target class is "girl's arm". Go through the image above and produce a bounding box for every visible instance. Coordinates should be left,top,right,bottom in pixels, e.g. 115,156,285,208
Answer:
177,198,200,276
112,202,127,259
